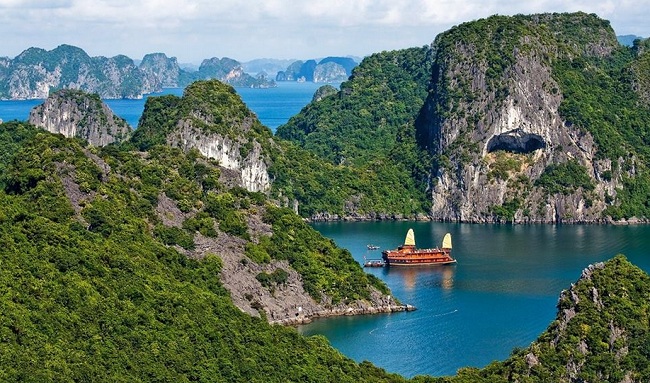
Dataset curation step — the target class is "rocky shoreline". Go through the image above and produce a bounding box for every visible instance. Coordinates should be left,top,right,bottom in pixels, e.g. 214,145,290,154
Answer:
305,212,650,225
271,303,417,326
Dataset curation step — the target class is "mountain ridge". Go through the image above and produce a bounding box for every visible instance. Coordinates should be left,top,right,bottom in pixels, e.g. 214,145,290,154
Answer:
278,12,650,224
0,45,275,100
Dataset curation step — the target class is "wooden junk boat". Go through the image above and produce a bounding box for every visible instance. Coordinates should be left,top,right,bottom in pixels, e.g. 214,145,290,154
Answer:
381,229,456,266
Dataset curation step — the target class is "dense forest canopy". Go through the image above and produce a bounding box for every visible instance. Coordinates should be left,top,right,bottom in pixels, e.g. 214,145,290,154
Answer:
0,120,404,382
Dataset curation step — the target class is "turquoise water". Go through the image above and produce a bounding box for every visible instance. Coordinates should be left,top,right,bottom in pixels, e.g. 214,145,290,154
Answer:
0,81,325,131
236,82,324,130
0,89,181,129
301,221,650,377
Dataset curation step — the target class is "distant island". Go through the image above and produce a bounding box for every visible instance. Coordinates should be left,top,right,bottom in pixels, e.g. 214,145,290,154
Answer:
275,56,358,83
0,45,360,100
0,45,275,100
617,34,645,46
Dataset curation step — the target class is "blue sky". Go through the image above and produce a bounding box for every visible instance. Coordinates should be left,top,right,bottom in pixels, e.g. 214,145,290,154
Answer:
0,0,648,63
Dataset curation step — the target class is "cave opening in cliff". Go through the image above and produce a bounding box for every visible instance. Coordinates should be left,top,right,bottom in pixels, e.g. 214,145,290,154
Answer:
486,130,546,154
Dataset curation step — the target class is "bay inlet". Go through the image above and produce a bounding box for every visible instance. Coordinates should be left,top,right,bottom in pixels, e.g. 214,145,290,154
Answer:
299,221,650,377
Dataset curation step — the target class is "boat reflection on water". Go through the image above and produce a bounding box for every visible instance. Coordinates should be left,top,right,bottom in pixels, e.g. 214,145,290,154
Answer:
383,264,456,291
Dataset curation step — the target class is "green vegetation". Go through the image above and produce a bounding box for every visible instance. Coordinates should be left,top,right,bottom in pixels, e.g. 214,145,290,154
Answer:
487,151,522,182
423,255,650,382
604,174,650,220
0,122,405,382
274,47,434,217
534,160,595,195
269,138,431,218
277,47,432,166
489,198,522,222
0,121,40,189
256,268,289,291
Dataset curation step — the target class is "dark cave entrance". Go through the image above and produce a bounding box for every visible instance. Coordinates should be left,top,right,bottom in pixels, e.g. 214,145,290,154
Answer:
486,129,546,154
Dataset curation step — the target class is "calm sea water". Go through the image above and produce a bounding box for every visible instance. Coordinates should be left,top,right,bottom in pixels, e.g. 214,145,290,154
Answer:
300,221,650,378
0,81,325,132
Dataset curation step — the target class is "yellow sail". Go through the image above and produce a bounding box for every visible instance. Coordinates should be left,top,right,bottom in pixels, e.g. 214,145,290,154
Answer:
442,233,452,249
404,229,416,246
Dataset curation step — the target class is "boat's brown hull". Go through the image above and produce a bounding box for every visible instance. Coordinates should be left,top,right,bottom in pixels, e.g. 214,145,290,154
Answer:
382,249,456,266
382,257,457,266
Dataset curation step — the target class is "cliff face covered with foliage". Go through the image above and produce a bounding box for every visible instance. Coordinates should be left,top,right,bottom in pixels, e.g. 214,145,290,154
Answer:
421,12,650,223
132,80,274,193
421,256,650,383
279,12,650,223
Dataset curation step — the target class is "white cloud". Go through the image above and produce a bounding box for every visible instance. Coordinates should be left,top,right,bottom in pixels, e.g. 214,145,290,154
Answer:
0,0,648,62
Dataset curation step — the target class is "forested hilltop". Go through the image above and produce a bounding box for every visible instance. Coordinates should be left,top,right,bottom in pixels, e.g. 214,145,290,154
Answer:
0,118,407,381
279,12,650,223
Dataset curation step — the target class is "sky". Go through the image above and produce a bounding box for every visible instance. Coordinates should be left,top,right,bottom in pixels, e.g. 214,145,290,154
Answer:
0,0,648,64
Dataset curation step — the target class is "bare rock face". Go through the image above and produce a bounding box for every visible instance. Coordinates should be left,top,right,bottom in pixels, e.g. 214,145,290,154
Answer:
155,195,409,325
139,52,181,88
418,13,623,223
136,80,273,193
169,118,271,193
313,62,348,83
28,89,131,146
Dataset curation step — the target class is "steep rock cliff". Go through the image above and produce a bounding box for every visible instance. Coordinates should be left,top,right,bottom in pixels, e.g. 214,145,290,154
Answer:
418,13,625,223
276,57,357,83
313,62,348,83
139,52,181,88
169,119,270,192
133,80,273,193
28,89,131,146
312,84,338,102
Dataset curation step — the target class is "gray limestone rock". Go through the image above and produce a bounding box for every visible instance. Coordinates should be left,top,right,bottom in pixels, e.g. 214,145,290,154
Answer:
28,89,131,146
